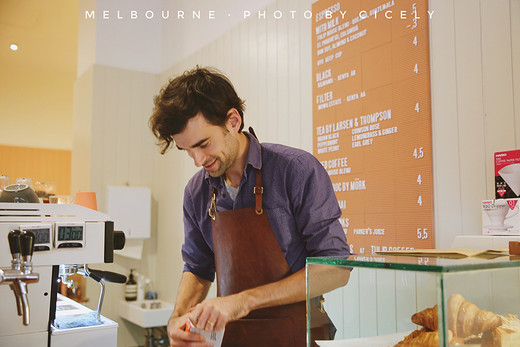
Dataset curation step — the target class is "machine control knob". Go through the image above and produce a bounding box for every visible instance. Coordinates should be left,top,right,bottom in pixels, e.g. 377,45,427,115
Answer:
8,230,21,258
113,230,126,250
20,231,35,257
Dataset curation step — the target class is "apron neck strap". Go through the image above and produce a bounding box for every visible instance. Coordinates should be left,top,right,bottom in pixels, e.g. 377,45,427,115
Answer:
249,127,264,215
254,169,263,215
208,128,264,218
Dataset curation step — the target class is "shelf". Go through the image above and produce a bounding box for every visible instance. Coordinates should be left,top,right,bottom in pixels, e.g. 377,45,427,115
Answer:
307,254,520,273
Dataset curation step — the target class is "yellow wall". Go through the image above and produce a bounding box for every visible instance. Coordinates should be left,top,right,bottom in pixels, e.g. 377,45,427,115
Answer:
0,145,71,195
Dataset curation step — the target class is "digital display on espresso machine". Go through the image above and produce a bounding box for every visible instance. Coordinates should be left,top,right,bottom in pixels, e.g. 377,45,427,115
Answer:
20,223,53,251
54,223,85,248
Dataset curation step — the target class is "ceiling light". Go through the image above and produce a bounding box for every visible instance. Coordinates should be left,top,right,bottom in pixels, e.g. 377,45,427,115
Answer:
10,44,18,51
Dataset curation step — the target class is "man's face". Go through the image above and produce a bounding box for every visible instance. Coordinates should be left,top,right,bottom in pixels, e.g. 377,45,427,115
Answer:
173,112,239,177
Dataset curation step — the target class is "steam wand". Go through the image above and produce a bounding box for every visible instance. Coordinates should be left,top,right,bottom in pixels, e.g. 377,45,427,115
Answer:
77,265,127,322
0,230,39,325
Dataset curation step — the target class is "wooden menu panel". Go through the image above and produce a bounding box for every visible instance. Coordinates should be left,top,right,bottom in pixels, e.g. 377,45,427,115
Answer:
312,0,434,255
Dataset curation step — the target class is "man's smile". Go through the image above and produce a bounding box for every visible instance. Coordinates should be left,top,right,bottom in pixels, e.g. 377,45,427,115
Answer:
204,160,217,170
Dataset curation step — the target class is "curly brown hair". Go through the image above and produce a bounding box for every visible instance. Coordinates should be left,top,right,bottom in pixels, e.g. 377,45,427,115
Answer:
149,66,246,154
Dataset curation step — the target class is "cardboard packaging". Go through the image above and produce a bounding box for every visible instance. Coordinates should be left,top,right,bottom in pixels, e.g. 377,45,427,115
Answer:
482,199,520,235
495,150,520,199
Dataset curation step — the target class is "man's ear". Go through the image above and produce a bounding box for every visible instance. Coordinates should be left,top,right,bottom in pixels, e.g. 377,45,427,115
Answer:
226,108,242,132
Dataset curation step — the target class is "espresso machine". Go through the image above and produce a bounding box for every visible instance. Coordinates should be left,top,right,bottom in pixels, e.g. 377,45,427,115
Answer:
0,202,125,347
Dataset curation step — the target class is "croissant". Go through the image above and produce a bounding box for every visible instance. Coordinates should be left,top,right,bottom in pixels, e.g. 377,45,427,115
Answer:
395,330,439,346
448,293,465,335
448,293,501,338
394,328,425,346
411,305,438,331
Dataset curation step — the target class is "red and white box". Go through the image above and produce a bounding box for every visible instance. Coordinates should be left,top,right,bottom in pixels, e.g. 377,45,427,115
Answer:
495,150,520,199
482,199,520,235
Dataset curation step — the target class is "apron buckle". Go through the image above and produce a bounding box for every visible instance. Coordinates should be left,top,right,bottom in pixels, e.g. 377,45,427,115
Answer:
208,190,217,220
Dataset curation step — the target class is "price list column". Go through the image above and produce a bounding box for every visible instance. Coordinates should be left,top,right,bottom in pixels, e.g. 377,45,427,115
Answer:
312,0,434,255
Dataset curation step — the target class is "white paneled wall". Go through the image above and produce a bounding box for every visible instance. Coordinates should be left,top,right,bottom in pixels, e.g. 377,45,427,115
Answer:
72,64,160,346
431,0,520,248
73,0,520,345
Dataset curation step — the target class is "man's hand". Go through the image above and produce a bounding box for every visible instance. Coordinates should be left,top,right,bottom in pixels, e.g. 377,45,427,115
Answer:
188,293,250,332
167,313,213,347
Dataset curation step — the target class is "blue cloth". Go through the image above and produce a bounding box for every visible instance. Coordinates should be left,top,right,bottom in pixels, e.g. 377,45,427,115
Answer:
54,311,102,329
182,132,350,282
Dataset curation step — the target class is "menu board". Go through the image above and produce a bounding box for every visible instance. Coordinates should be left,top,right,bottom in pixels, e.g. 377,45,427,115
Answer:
312,0,434,255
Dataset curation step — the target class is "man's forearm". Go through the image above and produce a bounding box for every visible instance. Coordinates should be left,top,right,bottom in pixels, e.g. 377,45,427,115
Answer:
239,265,351,313
171,271,212,318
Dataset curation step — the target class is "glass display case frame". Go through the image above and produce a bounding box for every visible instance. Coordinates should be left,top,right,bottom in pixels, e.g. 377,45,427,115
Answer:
306,255,520,346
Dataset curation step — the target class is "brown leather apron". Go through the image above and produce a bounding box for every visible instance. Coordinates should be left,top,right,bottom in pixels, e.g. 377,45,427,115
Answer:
209,139,331,346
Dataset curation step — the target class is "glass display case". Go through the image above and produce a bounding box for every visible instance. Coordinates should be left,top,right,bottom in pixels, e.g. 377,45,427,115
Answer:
306,255,520,346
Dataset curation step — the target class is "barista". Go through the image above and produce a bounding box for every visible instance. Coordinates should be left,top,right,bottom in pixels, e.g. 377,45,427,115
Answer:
149,66,351,346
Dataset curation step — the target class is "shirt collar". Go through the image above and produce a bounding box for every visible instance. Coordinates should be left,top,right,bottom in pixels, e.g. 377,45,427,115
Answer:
204,131,262,185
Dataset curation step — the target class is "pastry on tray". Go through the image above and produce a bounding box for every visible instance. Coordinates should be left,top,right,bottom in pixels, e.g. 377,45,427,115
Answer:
448,293,501,339
394,294,520,346
412,305,438,331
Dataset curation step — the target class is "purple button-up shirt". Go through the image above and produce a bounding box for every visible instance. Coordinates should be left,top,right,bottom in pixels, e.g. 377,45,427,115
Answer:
181,132,350,282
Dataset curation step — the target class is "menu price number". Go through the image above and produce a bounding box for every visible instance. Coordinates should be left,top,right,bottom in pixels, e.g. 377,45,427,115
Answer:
413,147,424,159
418,257,430,265
417,228,429,240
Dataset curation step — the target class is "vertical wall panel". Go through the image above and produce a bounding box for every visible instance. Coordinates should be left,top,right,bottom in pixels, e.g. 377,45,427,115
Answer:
415,272,437,313
513,0,520,146
230,26,241,88
358,269,378,337
481,0,516,184
239,20,250,102
287,0,302,148
341,269,360,339
276,0,290,145
300,3,313,153
376,270,397,335
257,15,269,135
116,69,132,183
100,66,118,191
322,286,344,337
72,66,93,194
454,1,487,235
264,2,278,142
247,17,260,131
395,272,417,333
429,0,463,249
